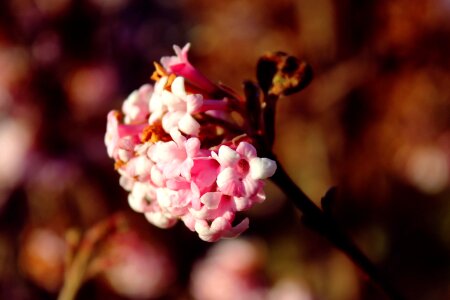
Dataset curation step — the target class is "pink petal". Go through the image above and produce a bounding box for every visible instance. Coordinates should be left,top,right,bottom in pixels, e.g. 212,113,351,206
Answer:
169,128,185,146
162,111,184,133
185,138,201,157
166,178,190,190
241,177,261,197
160,43,190,70
177,43,191,61
223,218,249,238
236,142,257,159
122,84,152,123
191,158,219,192
216,167,241,196
180,158,194,180
181,213,196,231
195,217,231,242
152,140,179,162
210,216,230,232
200,192,222,209
105,111,119,157
150,166,165,187
233,197,250,211
186,94,203,113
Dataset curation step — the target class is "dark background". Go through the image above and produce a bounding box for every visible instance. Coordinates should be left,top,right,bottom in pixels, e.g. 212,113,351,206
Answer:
0,0,449,299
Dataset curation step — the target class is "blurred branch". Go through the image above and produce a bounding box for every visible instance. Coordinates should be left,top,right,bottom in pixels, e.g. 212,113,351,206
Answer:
256,49,404,299
57,213,127,300
269,157,405,300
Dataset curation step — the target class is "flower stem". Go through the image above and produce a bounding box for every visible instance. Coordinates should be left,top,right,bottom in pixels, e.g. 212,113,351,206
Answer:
57,214,126,300
262,94,278,148
269,155,405,300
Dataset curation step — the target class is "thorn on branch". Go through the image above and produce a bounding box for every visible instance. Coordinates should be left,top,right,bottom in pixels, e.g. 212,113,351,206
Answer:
321,186,338,216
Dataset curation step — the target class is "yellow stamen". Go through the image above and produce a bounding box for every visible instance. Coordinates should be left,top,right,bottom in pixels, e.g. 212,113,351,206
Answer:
140,123,170,143
150,62,168,81
114,160,125,170
150,62,176,91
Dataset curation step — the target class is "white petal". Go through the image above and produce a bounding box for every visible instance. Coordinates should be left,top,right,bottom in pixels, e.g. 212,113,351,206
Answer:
234,197,250,211
171,76,187,98
217,146,240,167
128,182,147,212
162,111,184,133
144,211,177,229
178,114,200,136
249,157,277,179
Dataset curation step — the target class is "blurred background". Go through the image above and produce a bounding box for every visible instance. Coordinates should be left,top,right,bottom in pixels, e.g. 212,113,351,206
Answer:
0,0,449,299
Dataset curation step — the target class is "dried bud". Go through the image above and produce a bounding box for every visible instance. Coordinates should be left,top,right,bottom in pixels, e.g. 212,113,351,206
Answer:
257,52,313,96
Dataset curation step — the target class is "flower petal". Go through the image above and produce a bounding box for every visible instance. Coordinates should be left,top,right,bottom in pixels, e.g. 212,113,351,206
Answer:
249,157,277,179
200,192,222,209
223,218,249,238
217,146,240,167
145,211,178,229
236,142,257,159
178,113,200,136
217,167,241,196
186,94,203,113
171,76,187,98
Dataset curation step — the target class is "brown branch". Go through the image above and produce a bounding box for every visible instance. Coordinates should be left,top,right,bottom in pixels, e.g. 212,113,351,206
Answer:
269,155,405,300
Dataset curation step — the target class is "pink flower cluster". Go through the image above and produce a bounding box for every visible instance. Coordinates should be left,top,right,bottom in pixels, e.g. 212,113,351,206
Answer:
105,44,276,242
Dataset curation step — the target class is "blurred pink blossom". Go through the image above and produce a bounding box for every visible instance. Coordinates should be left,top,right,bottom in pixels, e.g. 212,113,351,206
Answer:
0,118,33,206
101,231,175,299
190,239,267,300
267,279,313,300
19,228,67,292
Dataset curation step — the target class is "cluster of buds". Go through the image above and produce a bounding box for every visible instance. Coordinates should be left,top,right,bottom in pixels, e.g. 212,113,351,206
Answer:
105,44,279,242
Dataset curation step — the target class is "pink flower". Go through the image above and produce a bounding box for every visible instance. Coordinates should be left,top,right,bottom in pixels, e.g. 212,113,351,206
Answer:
105,44,278,242
148,76,168,124
215,142,276,198
144,201,179,229
194,211,249,242
149,129,201,179
118,143,153,181
149,76,204,136
122,84,152,124
161,43,217,94
160,43,190,71
155,181,192,213
105,111,121,158
189,192,234,220
127,181,156,213
190,157,220,196
104,111,144,160
162,77,203,136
